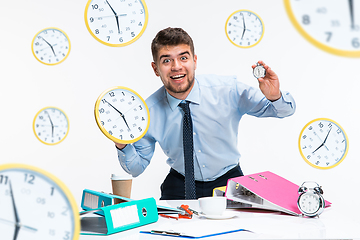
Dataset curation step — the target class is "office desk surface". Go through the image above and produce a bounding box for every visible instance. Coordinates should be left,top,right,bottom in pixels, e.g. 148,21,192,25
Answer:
79,200,360,239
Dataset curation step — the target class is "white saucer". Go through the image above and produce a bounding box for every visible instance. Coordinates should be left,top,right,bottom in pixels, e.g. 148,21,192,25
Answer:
199,211,236,220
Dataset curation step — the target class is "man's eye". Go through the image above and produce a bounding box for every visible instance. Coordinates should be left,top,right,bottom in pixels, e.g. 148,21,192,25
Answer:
163,59,170,63
180,56,187,60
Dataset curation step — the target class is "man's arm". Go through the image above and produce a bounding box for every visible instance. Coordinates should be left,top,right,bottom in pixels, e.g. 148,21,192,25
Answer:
115,136,156,177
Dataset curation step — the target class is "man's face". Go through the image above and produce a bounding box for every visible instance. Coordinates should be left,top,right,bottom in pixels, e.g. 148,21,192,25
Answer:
151,44,197,100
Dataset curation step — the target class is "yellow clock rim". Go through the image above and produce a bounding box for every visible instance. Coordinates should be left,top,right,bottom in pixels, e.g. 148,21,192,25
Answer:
298,118,349,170
94,86,150,144
84,0,149,47
284,0,360,58
0,163,80,240
225,9,265,49
32,106,70,146
31,27,71,65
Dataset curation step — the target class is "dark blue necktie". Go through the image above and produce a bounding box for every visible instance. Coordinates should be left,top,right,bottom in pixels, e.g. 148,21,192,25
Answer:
179,101,196,199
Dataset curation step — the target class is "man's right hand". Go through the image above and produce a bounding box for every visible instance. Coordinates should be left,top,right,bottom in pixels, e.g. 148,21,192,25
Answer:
115,142,127,150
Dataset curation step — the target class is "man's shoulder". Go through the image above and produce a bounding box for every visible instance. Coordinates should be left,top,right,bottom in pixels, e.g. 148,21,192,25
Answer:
145,86,167,109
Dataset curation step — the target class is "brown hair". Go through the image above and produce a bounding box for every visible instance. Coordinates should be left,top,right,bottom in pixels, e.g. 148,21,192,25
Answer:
151,27,195,62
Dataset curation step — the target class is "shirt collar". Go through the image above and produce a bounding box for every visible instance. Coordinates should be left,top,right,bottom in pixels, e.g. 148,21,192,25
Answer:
166,78,201,111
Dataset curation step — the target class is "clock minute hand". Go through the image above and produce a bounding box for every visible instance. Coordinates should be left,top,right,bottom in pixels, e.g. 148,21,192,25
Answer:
9,181,21,240
40,37,56,57
47,113,55,137
241,14,246,39
106,0,121,34
103,100,131,130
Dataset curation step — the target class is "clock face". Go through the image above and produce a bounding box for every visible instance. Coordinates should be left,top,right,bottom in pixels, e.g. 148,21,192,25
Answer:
94,86,150,144
253,64,266,78
33,107,69,145
297,192,322,216
31,28,71,65
299,118,349,169
284,0,360,57
225,10,264,48
84,0,148,47
0,164,80,240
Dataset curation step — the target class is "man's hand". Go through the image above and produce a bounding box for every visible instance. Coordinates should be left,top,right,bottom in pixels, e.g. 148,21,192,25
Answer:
115,142,127,150
252,60,281,101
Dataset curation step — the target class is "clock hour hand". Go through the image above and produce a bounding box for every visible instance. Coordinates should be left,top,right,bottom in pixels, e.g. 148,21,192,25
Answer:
106,0,121,34
348,0,355,29
103,99,131,130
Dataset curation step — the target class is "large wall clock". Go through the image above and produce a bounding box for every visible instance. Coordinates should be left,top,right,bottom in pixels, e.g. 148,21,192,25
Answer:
0,163,80,240
31,28,71,65
225,9,264,48
94,86,150,144
298,118,349,169
284,0,360,57
84,0,149,47
33,107,70,145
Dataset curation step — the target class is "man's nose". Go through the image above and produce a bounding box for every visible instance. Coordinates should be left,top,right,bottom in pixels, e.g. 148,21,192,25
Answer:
171,59,182,71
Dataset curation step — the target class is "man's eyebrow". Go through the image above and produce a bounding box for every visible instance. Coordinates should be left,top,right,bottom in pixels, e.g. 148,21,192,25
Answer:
159,51,191,60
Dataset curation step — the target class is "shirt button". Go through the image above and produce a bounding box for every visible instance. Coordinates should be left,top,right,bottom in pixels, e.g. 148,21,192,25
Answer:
193,132,196,135
198,150,201,153
202,165,206,168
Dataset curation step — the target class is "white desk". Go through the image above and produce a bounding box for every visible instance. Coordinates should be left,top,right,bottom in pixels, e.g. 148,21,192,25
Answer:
79,200,360,239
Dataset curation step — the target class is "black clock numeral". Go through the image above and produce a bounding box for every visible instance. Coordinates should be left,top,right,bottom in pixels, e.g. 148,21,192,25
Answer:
24,174,35,184
0,175,9,185
352,38,360,48
109,92,115,97
302,15,310,25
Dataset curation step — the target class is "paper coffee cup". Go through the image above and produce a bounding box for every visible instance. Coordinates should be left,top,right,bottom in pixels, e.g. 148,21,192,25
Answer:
111,174,132,204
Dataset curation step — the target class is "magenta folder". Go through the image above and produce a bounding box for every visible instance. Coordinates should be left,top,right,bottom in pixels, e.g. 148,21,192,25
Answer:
225,171,331,216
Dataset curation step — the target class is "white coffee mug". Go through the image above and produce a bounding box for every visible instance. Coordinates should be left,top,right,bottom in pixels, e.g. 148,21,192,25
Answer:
198,196,226,215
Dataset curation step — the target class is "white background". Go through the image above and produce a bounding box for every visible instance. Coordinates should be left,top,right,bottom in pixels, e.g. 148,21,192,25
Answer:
1,0,359,220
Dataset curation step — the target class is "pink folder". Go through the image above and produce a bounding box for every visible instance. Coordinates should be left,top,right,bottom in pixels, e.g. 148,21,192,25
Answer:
225,171,331,216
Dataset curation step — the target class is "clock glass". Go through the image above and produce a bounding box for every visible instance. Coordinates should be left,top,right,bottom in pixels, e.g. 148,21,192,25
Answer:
225,9,264,48
299,118,349,169
31,28,71,65
33,107,69,145
298,193,321,216
94,86,150,144
84,0,148,47
284,0,360,57
0,164,80,240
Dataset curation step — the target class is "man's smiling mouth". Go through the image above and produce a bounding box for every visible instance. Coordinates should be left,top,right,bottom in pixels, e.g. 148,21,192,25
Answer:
170,74,186,80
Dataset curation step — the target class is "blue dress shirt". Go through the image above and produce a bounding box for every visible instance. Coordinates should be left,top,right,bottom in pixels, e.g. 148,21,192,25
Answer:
117,74,296,181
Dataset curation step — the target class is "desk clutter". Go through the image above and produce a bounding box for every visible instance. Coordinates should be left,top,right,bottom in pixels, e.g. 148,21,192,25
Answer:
79,171,331,236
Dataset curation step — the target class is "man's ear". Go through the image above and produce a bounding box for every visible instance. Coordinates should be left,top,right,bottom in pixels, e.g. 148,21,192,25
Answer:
194,54,198,70
151,62,159,76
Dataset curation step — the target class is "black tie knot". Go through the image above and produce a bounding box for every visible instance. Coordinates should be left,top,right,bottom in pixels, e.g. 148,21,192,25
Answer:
179,101,190,115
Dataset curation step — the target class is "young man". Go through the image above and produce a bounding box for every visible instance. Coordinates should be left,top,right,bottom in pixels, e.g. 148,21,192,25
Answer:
115,27,295,200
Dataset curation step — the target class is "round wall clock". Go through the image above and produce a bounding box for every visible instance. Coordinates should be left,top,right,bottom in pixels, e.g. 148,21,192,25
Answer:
225,9,264,48
298,118,349,169
0,163,80,240
84,0,148,47
31,28,71,65
284,0,360,57
33,107,70,145
94,86,150,144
